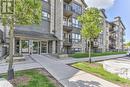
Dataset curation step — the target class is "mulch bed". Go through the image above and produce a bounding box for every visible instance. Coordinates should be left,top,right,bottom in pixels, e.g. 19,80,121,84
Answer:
9,76,31,87
9,69,63,87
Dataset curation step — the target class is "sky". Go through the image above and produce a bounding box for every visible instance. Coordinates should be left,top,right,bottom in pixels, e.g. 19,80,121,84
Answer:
85,0,130,43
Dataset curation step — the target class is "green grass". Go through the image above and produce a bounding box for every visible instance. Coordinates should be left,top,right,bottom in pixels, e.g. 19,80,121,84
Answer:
72,62,130,86
2,69,56,87
69,51,126,58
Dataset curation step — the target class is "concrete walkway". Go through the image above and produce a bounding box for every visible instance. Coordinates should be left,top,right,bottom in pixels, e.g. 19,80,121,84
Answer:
0,56,42,74
59,54,126,64
0,62,42,74
0,54,125,87
31,54,120,87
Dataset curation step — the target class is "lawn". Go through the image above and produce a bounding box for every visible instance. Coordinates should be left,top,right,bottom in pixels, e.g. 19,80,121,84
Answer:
2,69,57,87
72,62,130,87
69,51,126,58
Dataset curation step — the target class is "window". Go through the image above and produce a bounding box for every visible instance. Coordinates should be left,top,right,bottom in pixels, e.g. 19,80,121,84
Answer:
63,17,72,26
72,48,81,52
63,17,68,26
72,33,81,43
72,3,82,14
41,41,47,53
1,0,14,14
72,18,81,28
42,11,50,21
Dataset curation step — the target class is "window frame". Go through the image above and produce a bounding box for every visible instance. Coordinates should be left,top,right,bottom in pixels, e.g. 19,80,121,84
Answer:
72,2,82,14
42,11,50,21
72,17,82,28
72,33,81,43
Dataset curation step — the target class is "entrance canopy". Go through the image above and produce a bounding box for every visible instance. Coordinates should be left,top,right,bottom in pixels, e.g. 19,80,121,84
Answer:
14,30,58,40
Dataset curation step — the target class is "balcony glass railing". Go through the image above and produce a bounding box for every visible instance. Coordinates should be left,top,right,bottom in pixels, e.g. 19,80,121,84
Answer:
64,38,72,43
64,3,72,11
63,21,72,27
72,24,82,28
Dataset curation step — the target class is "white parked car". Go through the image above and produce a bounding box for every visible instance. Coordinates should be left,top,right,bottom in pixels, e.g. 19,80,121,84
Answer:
127,51,130,56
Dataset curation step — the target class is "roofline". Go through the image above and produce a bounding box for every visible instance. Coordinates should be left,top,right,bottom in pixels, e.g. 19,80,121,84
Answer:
106,17,126,30
100,9,107,18
114,18,126,30
81,0,87,7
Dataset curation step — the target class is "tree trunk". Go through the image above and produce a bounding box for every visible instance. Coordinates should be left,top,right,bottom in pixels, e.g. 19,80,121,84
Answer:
8,17,14,80
89,38,92,63
3,26,6,43
1,15,7,43
85,40,88,52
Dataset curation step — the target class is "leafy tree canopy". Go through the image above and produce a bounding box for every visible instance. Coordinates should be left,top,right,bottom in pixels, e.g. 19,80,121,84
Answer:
78,7,103,40
15,0,42,25
127,42,130,47
0,0,42,25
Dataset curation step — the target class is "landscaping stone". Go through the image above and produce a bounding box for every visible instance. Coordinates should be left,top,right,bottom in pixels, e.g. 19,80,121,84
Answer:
0,78,13,87
6,56,26,62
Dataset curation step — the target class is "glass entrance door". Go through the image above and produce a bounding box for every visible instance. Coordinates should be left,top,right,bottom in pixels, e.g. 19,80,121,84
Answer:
41,41,47,54
33,41,39,54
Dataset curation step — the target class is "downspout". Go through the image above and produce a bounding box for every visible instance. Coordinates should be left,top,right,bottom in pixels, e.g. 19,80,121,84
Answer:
54,0,56,34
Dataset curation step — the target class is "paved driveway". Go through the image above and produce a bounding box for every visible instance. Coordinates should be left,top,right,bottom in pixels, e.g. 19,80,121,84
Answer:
31,54,120,87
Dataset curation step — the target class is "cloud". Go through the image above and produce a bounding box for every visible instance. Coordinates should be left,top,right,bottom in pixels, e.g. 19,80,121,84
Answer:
85,0,115,9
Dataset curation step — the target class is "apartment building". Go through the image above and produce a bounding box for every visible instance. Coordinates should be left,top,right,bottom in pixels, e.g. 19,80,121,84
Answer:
0,0,125,57
108,17,125,51
63,0,87,53
0,0,87,57
92,10,125,52
91,9,108,52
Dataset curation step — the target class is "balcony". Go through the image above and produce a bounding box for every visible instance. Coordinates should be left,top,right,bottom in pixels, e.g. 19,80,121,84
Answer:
63,21,73,32
109,44,116,49
122,31,125,35
72,24,82,29
63,38,72,46
64,0,72,3
109,30,116,34
109,35,116,41
93,42,99,48
63,3,73,17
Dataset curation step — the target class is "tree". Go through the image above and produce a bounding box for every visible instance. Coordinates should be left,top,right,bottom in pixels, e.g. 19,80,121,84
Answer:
1,0,42,80
127,42,130,47
1,15,7,43
15,0,42,25
126,42,130,50
78,7,103,63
